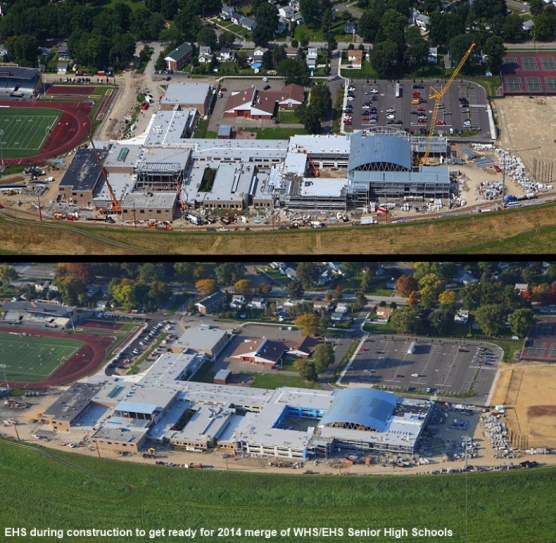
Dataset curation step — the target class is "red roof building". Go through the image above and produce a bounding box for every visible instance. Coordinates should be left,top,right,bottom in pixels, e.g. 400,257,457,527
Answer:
223,84,304,119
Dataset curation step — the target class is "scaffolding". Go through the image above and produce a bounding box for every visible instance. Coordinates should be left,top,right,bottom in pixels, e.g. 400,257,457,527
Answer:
134,162,185,192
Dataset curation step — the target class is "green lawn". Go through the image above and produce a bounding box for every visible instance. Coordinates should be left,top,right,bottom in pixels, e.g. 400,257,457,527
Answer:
242,126,309,139
248,372,321,389
2,438,555,542
0,108,63,159
276,110,300,124
0,332,83,383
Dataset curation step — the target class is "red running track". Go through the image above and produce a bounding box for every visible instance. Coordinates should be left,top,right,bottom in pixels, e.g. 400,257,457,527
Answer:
0,101,92,166
0,326,112,389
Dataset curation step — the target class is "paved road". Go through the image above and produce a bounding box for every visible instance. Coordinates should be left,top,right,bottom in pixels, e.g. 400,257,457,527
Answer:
333,1,363,19
507,0,529,13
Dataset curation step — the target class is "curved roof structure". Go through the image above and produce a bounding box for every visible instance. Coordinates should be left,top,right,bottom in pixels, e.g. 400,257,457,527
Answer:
318,388,398,432
348,131,411,173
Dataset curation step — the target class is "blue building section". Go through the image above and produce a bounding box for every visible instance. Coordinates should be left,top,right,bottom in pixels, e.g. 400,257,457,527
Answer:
273,404,327,428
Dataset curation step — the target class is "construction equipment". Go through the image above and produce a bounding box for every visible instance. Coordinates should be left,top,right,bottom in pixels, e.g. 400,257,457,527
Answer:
173,177,185,216
306,154,320,177
421,42,476,166
88,137,122,213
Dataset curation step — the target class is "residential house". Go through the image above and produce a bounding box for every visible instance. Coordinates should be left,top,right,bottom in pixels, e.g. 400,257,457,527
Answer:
195,290,227,314
347,49,363,69
522,19,534,32
515,283,529,295
57,44,70,60
428,46,438,64
375,306,393,322
242,17,257,31
198,46,212,63
285,336,319,358
279,5,295,19
335,302,349,314
344,21,357,34
415,13,430,29
221,4,235,19
331,312,344,322
289,0,300,10
454,309,469,324
318,269,333,286
276,83,304,108
231,13,243,26
218,48,235,62
285,267,297,280
292,12,304,25
458,271,479,285
252,47,268,61
247,297,267,310
57,62,69,74
313,300,332,312
284,47,299,58
230,294,247,309
164,43,193,71
306,47,318,70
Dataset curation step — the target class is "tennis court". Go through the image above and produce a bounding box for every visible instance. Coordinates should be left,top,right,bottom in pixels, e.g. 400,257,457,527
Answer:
520,320,556,362
0,107,62,158
0,331,83,382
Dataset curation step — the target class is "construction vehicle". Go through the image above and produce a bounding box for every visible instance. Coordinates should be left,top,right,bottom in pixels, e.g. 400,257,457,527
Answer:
306,154,319,177
142,447,157,459
88,137,122,213
420,42,476,166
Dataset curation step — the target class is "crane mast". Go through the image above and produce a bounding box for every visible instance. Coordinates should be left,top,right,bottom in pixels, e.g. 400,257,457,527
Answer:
88,137,122,213
421,42,476,166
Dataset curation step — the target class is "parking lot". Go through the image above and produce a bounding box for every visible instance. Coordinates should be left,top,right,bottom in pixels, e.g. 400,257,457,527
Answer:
340,336,502,404
341,79,491,139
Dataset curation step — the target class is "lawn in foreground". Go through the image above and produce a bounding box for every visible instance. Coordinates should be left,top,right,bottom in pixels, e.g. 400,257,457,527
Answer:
0,439,554,542
0,332,83,382
0,108,62,158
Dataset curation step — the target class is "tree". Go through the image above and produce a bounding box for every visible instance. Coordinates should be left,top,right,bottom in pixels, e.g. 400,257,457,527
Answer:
54,276,85,306
296,104,322,134
418,273,446,308
300,0,320,29
530,0,544,16
10,34,38,66
396,274,418,297
215,262,245,285
378,9,406,46
296,262,321,289
313,343,334,373
509,308,535,338
532,14,553,41
195,278,218,297
310,84,332,118
502,14,524,42
390,306,422,334
295,359,318,381
253,3,278,45
138,263,167,284
428,306,454,336
295,313,319,336
197,26,217,48
219,30,235,48
277,57,310,86
288,280,304,299
109,33,136,70
56,263,95,283
438,290,457,305
369,40,398,78
146,281,171,311
161,0,179,19
0,264,18,285
358,10,380,42
484,35,506,73
233,279,253,296
448,33,477,74
341,262,365,278
475,304,507,336
405,26,429,73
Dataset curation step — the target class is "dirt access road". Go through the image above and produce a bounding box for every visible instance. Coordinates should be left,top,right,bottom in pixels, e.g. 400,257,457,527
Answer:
96,42,163,141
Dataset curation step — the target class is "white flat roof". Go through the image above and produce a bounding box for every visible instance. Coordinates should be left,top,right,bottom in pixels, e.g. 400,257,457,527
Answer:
161,82,212,106
173,326,228,352
144,110,197,148
299,177,348,197
289,134,351,155
122,192,177,209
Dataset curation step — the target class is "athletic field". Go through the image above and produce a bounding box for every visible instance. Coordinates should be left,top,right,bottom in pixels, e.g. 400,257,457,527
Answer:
0,107,62,159
0,331,83,382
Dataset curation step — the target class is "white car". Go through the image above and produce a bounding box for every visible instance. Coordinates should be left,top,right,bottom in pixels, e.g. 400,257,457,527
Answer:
386,108,396,113
386,114,395,120
370,89,379,94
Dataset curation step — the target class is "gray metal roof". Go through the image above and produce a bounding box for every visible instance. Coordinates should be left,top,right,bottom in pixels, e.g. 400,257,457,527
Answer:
319,388,398,432
348,131,411,172
349,166,450,186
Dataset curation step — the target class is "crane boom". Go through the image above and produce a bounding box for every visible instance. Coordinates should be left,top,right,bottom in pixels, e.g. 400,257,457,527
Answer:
88,137,122,213
422,42,476,165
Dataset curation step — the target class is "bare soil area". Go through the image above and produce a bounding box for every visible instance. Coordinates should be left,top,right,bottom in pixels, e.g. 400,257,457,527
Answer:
496,363,556,449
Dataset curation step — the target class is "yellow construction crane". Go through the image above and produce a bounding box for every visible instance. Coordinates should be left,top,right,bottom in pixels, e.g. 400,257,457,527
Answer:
420,41,476,166
89,137,122,213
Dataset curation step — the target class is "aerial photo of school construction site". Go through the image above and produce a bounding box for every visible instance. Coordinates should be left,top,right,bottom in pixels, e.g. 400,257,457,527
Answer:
1,261,555,541
1,0,556,254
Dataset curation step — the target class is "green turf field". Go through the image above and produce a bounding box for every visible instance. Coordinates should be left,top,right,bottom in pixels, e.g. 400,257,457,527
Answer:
0,332,83,382
0,439,554,542
0,107,62,158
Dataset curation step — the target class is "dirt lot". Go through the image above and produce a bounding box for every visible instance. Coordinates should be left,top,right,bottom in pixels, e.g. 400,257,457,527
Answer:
492,95,556,182
492,362,556,449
